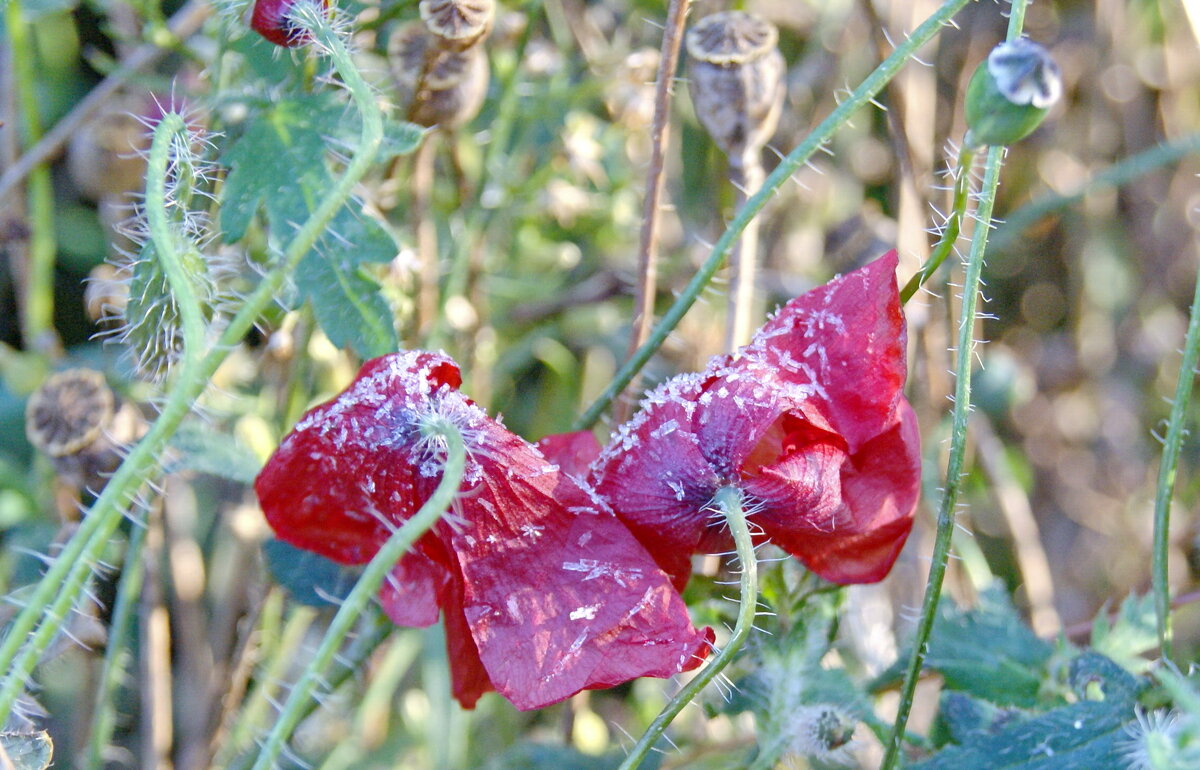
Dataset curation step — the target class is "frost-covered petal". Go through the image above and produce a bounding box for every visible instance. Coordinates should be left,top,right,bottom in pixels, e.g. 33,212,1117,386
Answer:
378,548,452,627
748,251,906,451
454,426,711,710
254,351,464,565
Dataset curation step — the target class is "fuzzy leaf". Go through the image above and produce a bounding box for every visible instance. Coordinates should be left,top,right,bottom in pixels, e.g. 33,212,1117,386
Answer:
915,653,1144,770
1090,593,1157,673
220,97,399,356
874,584,1054,708
166,424,262,484
261,538,360,607
0,731,53,770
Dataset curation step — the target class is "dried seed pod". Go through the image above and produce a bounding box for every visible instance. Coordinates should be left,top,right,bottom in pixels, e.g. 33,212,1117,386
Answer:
67,96,151,204
25,369,145,491
686,11,785,169
389,22,490,128
419,0,494,50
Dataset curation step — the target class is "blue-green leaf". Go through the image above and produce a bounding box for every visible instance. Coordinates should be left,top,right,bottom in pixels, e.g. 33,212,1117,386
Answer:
261,539,360,607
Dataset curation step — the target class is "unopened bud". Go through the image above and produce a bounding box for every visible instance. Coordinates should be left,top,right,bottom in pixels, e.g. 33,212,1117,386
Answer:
965,38,1062,148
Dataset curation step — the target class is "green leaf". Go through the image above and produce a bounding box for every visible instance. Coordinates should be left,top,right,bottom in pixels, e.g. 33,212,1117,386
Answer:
0,730,53,770
1090,593,1157,673
219,98,401,357
874,584,1055,707
914,654,1145,770
483,743,631,770
166,424,262,484
261,539,360,607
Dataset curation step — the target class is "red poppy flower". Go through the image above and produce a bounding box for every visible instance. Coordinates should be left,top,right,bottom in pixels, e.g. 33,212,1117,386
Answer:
585,251,920,589
255,351,711,710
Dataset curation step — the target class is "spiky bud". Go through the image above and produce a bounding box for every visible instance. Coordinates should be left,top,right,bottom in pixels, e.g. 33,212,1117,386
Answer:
251,0,331,48
964,38,1062,148
686,11,786,169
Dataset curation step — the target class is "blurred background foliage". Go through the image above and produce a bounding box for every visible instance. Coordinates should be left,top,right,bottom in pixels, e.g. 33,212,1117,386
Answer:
1,0,1199,766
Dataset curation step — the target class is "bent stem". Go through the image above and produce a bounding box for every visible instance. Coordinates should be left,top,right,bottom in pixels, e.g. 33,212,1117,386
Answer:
250,421,466,769
572,0,971,431
0,16,383,725
899,142,976,305
1151,260,1200,661
617,485,757,770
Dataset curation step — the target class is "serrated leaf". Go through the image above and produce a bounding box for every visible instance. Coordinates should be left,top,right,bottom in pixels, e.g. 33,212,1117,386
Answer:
0,730,53,770
261,539,361,607
166,424,262,484
1090,593,1157,673
220,98,400,357
874,584,1054,707
914,654,1145,770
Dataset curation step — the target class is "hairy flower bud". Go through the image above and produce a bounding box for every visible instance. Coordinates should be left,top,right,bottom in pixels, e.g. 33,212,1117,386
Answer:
686,11,785,169
965,38,1062,148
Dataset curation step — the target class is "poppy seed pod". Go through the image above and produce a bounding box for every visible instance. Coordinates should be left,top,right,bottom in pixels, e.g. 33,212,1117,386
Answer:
25,369,144,492
419,0,494,51
964,38,1062,148
389,22,490,129
686,11,785,170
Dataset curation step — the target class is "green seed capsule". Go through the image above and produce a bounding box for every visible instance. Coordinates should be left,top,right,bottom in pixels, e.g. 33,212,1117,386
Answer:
964,38,1061,148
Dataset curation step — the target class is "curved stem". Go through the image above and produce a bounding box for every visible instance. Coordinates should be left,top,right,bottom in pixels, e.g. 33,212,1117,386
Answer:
899,143,975,305
145,113,207,361
250,421,466,769
881,7,1030,765
1151,262,1200,661
617,486,757,770
0,17,383,725
572,0,972,431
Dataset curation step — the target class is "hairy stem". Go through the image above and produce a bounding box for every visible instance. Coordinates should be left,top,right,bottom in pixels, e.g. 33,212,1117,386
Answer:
572,0,972,431
1151,260,1200,660
0,17,383,725
617,0,690,422
899,143,975,304
250,421,466,769
617,486,757,770
881,6,1030,766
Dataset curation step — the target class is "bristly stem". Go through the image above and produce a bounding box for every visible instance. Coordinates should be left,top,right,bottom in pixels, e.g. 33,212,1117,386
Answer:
572,0,972,431
881,4,1029,766
900,142,976,305
1151,260,1200,661
250,421,466,769
617,485,757,770
0,14,384,726
617,0,690,422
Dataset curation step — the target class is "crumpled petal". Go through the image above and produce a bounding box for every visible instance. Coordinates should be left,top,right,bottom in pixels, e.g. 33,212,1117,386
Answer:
256,350,711,711
591,252,920,589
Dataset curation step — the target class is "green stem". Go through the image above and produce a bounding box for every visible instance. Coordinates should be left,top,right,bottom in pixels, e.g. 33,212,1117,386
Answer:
0,17,382,725
881,7,1030,766
1150,262,1200,661
145,113,207,360
617,486,757,770
83,522,149,770
7,0,58,354
900,144,976,304
251,421,466,769
572,0,972,431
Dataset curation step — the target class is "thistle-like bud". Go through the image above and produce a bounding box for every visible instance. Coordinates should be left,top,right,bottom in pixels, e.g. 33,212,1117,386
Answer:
25,369,144,492
964,38,1062,148
388,11,491,129
686,11,785,170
